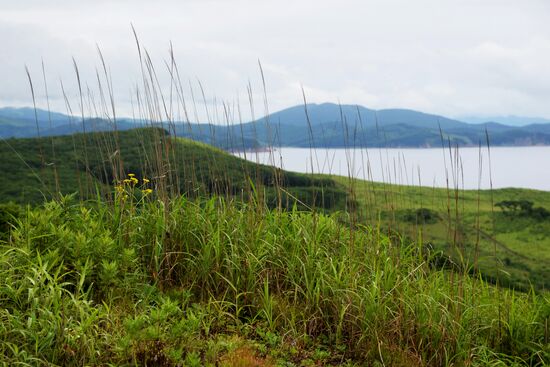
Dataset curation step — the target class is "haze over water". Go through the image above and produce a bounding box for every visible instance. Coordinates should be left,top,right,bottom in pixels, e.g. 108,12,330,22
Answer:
234,146,550,191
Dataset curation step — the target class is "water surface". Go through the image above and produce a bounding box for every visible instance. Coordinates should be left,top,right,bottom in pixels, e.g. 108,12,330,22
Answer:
233,146,550,191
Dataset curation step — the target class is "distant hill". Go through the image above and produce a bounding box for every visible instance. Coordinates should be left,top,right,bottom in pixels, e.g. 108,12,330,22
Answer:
461,115,550,127
0,107,140,138
261,103,466,129
201,103,550,148
3,104,550,148
0,106,72,123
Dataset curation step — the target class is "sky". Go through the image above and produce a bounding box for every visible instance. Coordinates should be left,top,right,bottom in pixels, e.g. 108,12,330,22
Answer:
1,0,550,121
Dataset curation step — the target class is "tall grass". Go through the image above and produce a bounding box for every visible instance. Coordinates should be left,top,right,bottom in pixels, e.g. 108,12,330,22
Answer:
1,194,548,365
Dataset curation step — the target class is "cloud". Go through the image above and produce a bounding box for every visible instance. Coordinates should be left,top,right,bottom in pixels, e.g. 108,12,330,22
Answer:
1,0,550,119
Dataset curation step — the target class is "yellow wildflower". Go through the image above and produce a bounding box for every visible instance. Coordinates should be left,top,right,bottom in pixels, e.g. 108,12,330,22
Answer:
128,173,135,177
130,177,139,185
143,188,153,195
123,179,131,184
143,178,150,184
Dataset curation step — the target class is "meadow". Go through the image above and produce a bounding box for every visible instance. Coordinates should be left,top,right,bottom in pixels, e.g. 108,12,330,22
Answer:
338,177,550,291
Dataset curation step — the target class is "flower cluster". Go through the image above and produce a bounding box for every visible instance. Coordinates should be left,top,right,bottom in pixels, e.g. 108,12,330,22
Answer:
114,173,153,200
122,173,139,186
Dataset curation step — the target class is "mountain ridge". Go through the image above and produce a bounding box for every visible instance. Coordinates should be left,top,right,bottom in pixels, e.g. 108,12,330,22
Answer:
461,115,550,126
2,103,550,148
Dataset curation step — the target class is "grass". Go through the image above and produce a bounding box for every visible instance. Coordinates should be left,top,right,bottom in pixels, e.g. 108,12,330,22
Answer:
336,177,550,291
0,193,548,366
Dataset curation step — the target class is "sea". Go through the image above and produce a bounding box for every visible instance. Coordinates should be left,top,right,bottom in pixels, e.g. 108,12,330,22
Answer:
233,146,550,191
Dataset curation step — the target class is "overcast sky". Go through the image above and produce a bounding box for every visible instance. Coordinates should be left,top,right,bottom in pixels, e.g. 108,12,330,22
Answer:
1,0,550,121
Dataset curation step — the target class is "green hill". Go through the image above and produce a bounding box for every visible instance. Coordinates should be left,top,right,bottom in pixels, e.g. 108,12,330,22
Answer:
0,128,351,210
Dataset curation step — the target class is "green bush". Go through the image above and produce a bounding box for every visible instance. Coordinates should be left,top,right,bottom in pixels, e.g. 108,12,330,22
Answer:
496,199,550,220
401,207,440,224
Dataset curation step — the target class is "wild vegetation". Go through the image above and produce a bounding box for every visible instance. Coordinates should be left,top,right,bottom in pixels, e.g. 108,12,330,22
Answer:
0,189,549,366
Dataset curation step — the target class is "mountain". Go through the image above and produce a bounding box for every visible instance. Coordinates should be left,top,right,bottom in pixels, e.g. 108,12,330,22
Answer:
0,107,73,138
0,106,72,123
191,103,550,148
0,107,142,138
461,115,550,127
3,103,550,148
259,103,466,129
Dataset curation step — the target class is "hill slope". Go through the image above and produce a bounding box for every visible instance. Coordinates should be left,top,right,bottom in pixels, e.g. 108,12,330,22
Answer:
337,177,550,290
0,128,350,210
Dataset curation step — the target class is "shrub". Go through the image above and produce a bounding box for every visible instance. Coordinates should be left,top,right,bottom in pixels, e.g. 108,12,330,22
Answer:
402,207,440,224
